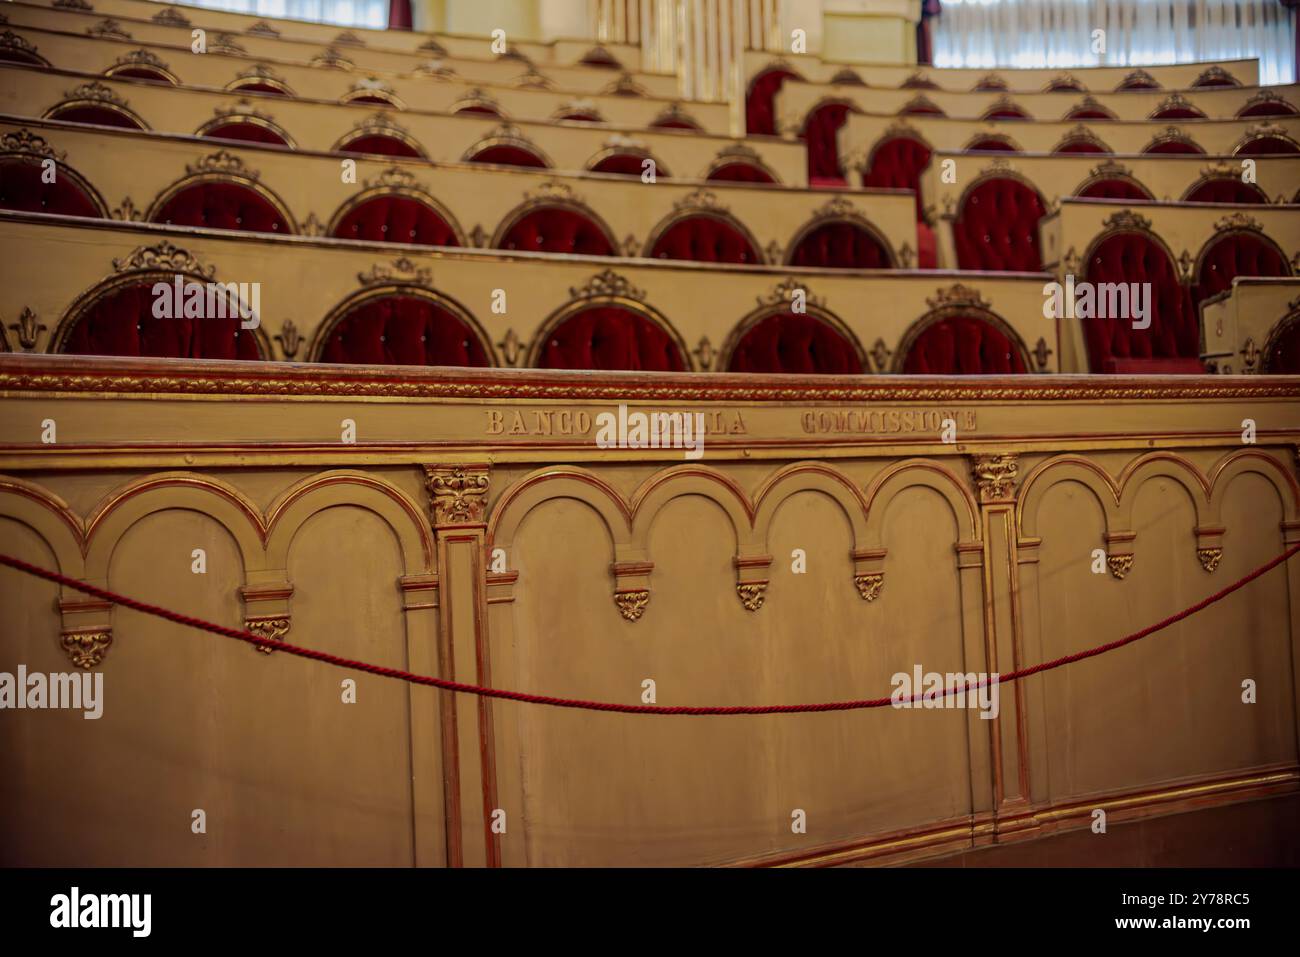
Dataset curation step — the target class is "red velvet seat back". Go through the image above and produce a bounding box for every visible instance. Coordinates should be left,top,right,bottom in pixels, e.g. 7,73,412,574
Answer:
0,158,100,217
651,118,698,131
966,137,1019,152
746,69,797,135
469,145,548,168
1055,138,1108,154
708,162,775,184
727,312,861,374
1184,179,1266,204
1066,108,1113,120
231,82,289,96
455,104,500,116
789,221,891,269
332,195,460,246
862,137,931,218
153,182,289,233
902,316,1027,374
319,295,488,366
591,153,648,177
539,306,684,371
1265,322,1300,373
203,121,289,147
1237,137,1300,156
1145,140,1203,155
110,67,172,83
804,103,849,185
49,105,142,130
339,134,421,158
63,281,262,360
499,207,614,256
985,107,1028,120
1239,100,1297,118
650,215,758,264
953,178,1044,271
1078,178,1150,201
1152,106,1203,120
1083,233,1197,372
1195,233,1289,303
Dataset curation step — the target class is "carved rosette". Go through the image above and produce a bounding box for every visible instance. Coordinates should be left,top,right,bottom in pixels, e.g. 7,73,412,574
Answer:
1107,554,1134,580
736,582,767,612
245,617,290,654
61,630,112,669
425,465,490,525
970,453,1019,503
614,590,650,622
854,573,884,602
1197,547,1222,574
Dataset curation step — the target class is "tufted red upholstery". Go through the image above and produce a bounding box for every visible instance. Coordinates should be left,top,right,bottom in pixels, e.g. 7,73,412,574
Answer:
1239,99,1297,118
1194,233,1289,304
203,121,289,146
339,134,421,158
1055,137,1109,154
862,136,931,218
538,305,684,371
499,207,614,256
332,195,460,246
708,161,775,184
469,145,548,168
902,316,1027,374
0,157,100,217
650,215,759,264
727,312,862,374
231,82,289,96
746,69,797,135
1078,178,1151,201
1184,178,1267,204
153,182,289,234
110,67,173,84
953,178,1044,271
966,137,1019,152
591,152,652,177
789,221,891,269
1265,322,1300,373
48,105,142,130
1145,139,1204,154
319,295,488,366
1083,232,1199,373
1237,136,1300,155
63,280,262,360
804,103,850,184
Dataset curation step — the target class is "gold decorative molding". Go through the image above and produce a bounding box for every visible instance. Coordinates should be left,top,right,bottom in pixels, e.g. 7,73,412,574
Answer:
187,150,260,181
110,196,142,222
868,338,891,373
0,128,64,161
497,328,524,366
693,336,716,371
569,269,644,302
1032,338,1053,373
614,589,650,622
111,240,215,279
1121,68,1158,89
151,7,190,27
515,68,554,90
245,617,289,655
357,257,431,288
54,0,93,9
975,72,1008,91
1107,554,1134,580
8,307,45,351
672,187,726,214
1194,65,1239,87
604,72,648,97
1197,547,1223,573
246,20,281,38
927,283,990,311
274,321,302,360
61,630,112,669
1102,209,1153,232
757,277,825,310
209,33,246,55
854,573,884,602
736,582,767,612
334,30,366,47
653,102,698,127
425,465,490,525
970,453,1019,503
63,80,127,108
1213,212,1264,234
311,47,354,70
87,19,132,40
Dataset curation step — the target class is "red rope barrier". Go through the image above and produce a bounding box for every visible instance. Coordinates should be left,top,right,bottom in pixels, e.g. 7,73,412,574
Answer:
1,544,1297,716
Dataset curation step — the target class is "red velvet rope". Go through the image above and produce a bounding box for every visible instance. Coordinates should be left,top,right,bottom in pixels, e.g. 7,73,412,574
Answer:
2,544,1297,716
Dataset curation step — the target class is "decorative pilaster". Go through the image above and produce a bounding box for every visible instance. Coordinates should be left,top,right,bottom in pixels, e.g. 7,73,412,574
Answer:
1195,525,1225,574
612,559,653,621
240,577,292,654
1104,531,1136,580
423,464,499,869
58,595,112,668
733,554,772,611
851,547,887,601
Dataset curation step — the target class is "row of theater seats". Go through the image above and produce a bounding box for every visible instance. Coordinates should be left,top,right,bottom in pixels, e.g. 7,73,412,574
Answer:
0,0,1297,374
